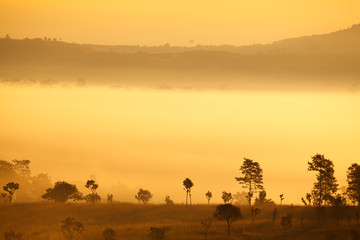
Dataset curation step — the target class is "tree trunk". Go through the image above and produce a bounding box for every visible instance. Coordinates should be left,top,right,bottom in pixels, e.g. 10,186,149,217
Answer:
227,220,231,239
186,191,188,206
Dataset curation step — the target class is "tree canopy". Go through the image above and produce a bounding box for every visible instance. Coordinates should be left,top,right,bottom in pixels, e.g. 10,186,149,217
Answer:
42,181,83,203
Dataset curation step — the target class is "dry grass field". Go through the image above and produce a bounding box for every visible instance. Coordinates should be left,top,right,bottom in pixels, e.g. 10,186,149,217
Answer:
1,203,360,240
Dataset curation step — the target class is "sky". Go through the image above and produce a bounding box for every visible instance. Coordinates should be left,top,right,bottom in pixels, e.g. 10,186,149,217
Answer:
1,0,360,45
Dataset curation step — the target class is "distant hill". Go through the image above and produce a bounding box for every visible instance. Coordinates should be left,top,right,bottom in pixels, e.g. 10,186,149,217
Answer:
1,24,360,91
83,24,360,55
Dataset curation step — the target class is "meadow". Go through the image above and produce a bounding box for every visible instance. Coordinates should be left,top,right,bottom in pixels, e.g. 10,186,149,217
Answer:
1,203,360,240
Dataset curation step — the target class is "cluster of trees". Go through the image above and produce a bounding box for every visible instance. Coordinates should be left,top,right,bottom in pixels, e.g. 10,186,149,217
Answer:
1,154,360,207
0,159,51,202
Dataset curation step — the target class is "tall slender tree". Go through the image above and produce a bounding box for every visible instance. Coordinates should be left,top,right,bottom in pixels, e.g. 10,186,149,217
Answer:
347,163,360,206
307,154,338,206
235,158,263,207
183,178,194,206
205,190,212,205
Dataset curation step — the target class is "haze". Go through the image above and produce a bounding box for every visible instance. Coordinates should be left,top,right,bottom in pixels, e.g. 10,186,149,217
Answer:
1,0,360,45
1,86,359,204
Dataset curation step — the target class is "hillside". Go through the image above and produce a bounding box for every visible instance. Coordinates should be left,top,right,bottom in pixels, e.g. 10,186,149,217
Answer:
1,24,360,91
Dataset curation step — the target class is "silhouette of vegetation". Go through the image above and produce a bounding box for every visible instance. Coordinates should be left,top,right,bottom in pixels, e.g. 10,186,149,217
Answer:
214,204,242,239
272,207,277,223
251,207,261,224
232,191,248,205
347,163,360,206
235,158,263,207
61,217,84,240
280,213,292,233
2,182,19,203
255,190,274,206
279,194,284,204
135,188,153,204
149,227,166,240
183,178,194,206
84,179,101,203
221,191,233,204
107,194,113,203
103,228,116,240
42,181,82,203
200,218,212,240
308,154,338,206
3,230,22,240
301,197,307,206
0,159,51,202
328,193,347,223
205,190,212,205
306,193,312,206
165,195,174,204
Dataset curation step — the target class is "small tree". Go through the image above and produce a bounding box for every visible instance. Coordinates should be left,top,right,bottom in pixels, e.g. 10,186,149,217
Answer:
103,228,116,240
3,182,19,203
279,194,284,204
85,180,100,203
135,188,153,204
42,181,82,203
301,197,307,206
205,190,212,205
306,193,312,206
280,214,292,233
221,191,233,204
200,218,212,240
183,178,194,206
251,207,261,224
61,217,84,240
3,230,22,240
347,163,360,206
165,195,174,204
235,158,263,207
214,204,242,239
107,194,113,203
272,207,277,224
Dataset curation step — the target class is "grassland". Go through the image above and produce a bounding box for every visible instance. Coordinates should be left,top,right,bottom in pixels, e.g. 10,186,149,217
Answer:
1,203,360,240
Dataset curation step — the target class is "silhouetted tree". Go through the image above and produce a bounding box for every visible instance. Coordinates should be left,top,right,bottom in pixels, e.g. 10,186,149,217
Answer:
165,195,174,204
183,178,194,206
107,194,113,203
272,207,277,223
279,194,284,204
254,190,274,206
103,228,116,240
301,197,307,206
308,154,338,206
347,163,360,206
214,204,242,239
233,191,248,205
328,193,347,223
61,217,84,240
135,188,153,204
3,230,22,240
149,227,166,240
200,218,212,240
85,180,100,203
235,158,263,207
205,190,212,205
221,191,233,204
251,207,261,224
42,181,82,203
280,214,292,233
306,193,312,206
3,182,19,203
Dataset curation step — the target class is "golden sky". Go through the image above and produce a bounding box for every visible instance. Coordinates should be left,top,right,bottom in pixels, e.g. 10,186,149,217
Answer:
1,0,360,45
